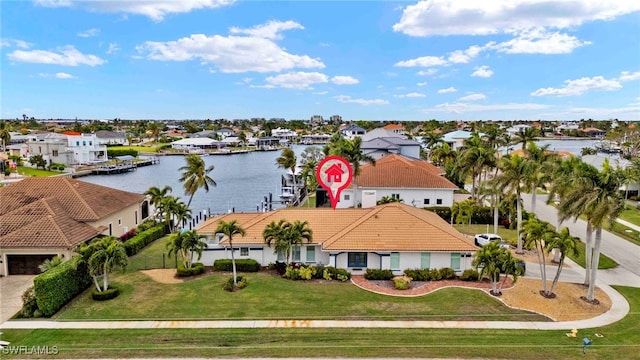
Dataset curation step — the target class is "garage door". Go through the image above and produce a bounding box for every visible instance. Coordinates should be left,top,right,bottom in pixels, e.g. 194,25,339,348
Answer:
7,255,55,275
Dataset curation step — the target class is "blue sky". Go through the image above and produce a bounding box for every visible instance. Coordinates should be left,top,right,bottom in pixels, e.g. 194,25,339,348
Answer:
2,0,639,121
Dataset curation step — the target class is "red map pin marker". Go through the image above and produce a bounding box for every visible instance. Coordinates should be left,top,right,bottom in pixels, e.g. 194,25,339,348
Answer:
316,156,353,210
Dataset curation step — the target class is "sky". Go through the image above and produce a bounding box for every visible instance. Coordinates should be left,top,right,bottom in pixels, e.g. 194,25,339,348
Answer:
1,0,639,121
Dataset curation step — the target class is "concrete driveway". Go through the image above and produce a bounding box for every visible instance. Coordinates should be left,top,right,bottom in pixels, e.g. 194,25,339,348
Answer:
0,275,35,323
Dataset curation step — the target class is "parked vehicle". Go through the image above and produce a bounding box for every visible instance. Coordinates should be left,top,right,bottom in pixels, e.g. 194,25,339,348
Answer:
474,233,509,248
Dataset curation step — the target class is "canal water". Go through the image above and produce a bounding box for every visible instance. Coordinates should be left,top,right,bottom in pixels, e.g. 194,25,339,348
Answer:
81,139,610,216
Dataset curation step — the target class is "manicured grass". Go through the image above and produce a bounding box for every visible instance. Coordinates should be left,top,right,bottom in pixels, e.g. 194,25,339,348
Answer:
15,166,64,177
123,235,175,272
610,222,640,247
107,145,159,153
300,194,316,208
454,224,617,269
4,286,639,359
619,206,640,227
53,272,545,321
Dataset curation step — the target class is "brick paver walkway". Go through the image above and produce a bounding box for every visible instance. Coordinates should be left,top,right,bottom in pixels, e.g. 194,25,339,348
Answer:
350,275,513,297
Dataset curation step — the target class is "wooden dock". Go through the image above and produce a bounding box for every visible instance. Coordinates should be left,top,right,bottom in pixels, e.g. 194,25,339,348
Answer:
91,157,159,175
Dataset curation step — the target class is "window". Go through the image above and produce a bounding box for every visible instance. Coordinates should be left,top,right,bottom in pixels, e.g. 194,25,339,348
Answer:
451,253,461,270
108,223,113,236
89,141,93,146
292,246,301,262
240,247,249,256
118,218,122,225
423,199,430,205
82,141,86,146
390,252,400,269
421,253,431,269
348,252,367,268
76,141,80,146
52,150,59,157
306,246,315,262
141,200,149,219
391,193,400,200
436,199,443,205
134,210,138,225
344,194,350,200
277,250,285,262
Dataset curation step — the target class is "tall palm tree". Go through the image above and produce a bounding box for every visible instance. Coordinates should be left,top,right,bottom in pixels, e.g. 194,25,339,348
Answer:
421,132,443,161
179,154,216,208
215,220,246,287
0,121,11,153
545,227,579,296
522,217,555,297
456,133,495,199
167,230,206,269
263,219,290,262
513,127,538,151
328,136,375,207
82,237,128,292
144,185,173,217
276,147,298,201
523,142,554,213
494,154,528,253
478,181,502,235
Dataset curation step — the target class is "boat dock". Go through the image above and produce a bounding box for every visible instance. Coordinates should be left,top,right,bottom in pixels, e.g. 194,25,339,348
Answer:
91,157,159,175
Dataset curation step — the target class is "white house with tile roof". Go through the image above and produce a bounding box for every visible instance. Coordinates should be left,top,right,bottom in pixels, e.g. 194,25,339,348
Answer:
197,202,477,275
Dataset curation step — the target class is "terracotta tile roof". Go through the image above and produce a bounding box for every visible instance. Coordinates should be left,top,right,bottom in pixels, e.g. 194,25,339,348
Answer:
383,124,405,130
354,154,456,189
198,203,476,253
0,198,100,248
0,178,146,221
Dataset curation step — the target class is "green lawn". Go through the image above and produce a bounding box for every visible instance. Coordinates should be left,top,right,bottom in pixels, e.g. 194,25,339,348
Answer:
53,271,545,321
107,145,159,153
619,206,640,227
610,222,640,247
3,286,638,359
123,235,175,272
300,194,316,208
454,224,617,269
15,166,64,177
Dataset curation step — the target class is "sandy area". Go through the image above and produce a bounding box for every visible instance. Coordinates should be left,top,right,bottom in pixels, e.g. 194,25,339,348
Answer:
512,248,569,267
140,269,184,284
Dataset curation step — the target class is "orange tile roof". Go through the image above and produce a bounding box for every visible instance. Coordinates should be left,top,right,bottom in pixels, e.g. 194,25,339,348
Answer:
354,154,457,189
198,203,476,252
383,124,405,130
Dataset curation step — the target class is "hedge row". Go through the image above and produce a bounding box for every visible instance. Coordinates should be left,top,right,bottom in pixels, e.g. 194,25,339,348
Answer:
213,259,261,272
424,206,504,224
177,262,205,277
364,269,394,280
403,267,456,281
33,256,92,316
107,149,138,158
123,224,166,256
91,287,120,301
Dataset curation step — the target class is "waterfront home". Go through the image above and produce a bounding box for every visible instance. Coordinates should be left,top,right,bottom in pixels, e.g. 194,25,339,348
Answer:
26,132,75,167
66,133,108,165
0,178,150,276
197,202,477,275
442,130,485,151
340,124,366,140
382,123,406,136
329,154,457,209
95,130,128,146
170,137,223,151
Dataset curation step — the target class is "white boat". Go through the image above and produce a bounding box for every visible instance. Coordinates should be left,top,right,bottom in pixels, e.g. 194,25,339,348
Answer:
593,140,622,153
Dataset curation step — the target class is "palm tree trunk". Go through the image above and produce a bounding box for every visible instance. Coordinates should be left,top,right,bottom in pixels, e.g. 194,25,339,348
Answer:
493,194,499,235
471,170,477,199
186,194,194,209
587,227,602,301
516,190,523,254
103,263,109,291
93,276,101,292
535,240,546,294
540,241,548,295
531,190,537,214
230,239,238,287
584,222,593,286
549,255,565,295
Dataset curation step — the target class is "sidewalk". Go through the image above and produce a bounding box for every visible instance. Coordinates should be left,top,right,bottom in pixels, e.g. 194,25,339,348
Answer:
616,218,640,232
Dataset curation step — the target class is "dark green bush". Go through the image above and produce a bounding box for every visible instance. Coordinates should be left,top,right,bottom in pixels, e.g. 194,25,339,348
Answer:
91,287,120,301
213,259,260,272
123,224,165,256
137,219,159,232
322,266,351,281
439,267,456,280
176,262,205,277
107,149,138,158
429,268,442,281
33,256,92,316
460,269,479,281
403,268,430,281
364,269,394,280
19,286,38,318
223,275,246,291
424,206,451,221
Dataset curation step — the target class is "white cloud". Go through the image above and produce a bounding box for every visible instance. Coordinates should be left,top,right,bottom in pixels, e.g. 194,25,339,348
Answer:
395,92,426,98
263,71,328,89
428,102,550,114
55,72,75,79
35,0,235,21
458,93,486,101
334,95,389,105
417,82,427,86
417,69,438,76
229,20,303,40
8,46,105,66
531,76,622,96
234,77,253,85
1,38,32,48
77,28,100,38
447,44,484,63
313,91,328,95
106,42,120,54
471,65,493,78
618,71,640,82
136,22,325,73
492,28,590,54
437,87,457,94
393,1,640,37
394,55,447,68
376,85,384,89
331,75,359,85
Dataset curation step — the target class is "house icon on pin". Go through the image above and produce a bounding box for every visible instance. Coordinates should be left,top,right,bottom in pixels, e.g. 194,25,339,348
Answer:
324,163,344,183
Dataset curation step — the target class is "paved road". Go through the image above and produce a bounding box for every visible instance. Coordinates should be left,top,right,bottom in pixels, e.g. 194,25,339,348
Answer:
522,193,640,282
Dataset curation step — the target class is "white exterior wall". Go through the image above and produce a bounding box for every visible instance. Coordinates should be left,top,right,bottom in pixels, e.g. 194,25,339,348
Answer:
399,146,421,159
336,188,454,209
67,134,108,164
88,201,150,237
198,244,329,267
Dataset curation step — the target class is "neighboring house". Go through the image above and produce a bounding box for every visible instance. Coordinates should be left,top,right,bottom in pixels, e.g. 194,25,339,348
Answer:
341,124,366,140
95,130,128,145
197,202,477,275
442,130,484,151
382,124,406,136
216,128,234,139
220,134,244,147
581,155,639,196
271,128,297,141
190,130,217,139
581,127,606,137
505,124,531,137
0,178,150,275
360,128,421,160
67,133,108,164
26,133,75,167
171,137,222,150
331,154,457,208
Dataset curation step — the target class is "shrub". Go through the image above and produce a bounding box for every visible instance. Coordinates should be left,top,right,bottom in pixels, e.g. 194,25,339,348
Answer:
322,267,351,281
213,259,261,272
137,219,160,232
424,206,451,222
364,269,394,280
107,149,138,158
393,276,412,290
460,269,479,281
119,228,137,241
311,264,324,279
429,268,442,281
176,262,205,277
404,268,430,281
20,286,38,318
439,267,456,280
50,163,65,171
298,266,313,280
33,255,92,316
91,287,120,301
123,224,165,256
271,261,287,275
223,275,246,291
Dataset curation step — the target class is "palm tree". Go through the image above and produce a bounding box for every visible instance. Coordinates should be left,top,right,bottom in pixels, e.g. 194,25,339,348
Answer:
513,127,538,151
166,230,206,269
263,219,290,262
158,196,190,232
478,182,502,235
82,237,128,292
179,154,216,208
430,142,456,167
144,185,173,217
546,227,579,296
276,147,298,201
0,121,11,153
38,255,63,273
472,241,503,296
523,142,554,213
451,199,474,231
215,220,246,287
494,154,528,253
287,220,313,253
456,133,495,199
328,136,375,207
522,217,555,297
421,132,443,161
